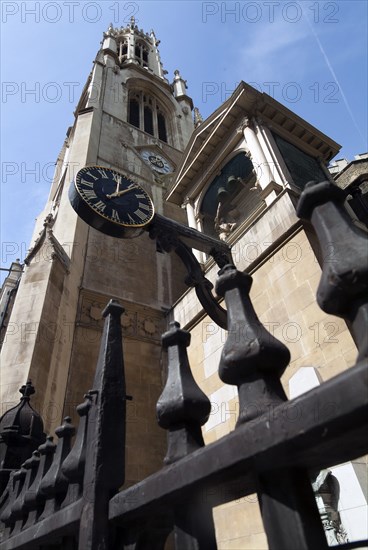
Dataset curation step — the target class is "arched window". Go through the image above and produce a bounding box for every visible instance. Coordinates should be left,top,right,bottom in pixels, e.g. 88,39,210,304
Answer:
127,90,169,144
144,106,154,135
157,112,167,143
117,41,128,64
129,99,140,128
134,42,149,67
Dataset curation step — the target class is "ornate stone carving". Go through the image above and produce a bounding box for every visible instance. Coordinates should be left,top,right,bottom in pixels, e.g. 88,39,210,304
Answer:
236,116,253,134
77,290,165,342
181,196,191,208
214,220,237,241
312,469,349,546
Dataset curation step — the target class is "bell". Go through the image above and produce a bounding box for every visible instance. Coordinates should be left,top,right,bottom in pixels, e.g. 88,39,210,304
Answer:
217,186,229,200
227,175,239,193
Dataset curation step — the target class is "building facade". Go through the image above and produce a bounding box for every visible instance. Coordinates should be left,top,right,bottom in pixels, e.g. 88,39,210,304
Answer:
1,19,367,549
1,17,194,485
167,81,367,548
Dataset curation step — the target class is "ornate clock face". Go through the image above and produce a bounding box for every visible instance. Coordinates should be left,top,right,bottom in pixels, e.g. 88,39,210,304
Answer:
140,150,172,174
69,166,154,238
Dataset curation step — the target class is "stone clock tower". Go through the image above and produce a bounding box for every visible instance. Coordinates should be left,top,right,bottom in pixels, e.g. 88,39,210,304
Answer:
0,18,194,483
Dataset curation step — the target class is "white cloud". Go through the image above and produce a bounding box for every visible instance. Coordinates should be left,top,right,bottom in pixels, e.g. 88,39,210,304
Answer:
236,19,311,83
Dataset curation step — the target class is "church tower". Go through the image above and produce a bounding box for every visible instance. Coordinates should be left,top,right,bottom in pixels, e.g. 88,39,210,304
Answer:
1,18,194,483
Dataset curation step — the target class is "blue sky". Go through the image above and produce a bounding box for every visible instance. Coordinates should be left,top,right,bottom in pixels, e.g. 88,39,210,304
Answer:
1,0,367,280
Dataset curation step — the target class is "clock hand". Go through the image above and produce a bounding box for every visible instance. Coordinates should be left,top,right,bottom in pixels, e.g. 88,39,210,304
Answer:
106,185,138,199
115,175,122,194
106,175,123,198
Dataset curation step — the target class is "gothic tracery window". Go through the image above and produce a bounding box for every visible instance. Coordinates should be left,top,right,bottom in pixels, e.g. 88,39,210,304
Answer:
128,96,140,128
135,41,149,67
117,41,128,64
144,106,154,135
157,112,167,142
128,91,169,143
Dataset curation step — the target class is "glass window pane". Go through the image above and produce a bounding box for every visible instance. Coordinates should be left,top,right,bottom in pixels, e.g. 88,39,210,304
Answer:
129,99,140,128
144,106,154,135
158,113,167,142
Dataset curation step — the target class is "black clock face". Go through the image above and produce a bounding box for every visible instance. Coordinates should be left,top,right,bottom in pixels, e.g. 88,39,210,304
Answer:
69,166,154,238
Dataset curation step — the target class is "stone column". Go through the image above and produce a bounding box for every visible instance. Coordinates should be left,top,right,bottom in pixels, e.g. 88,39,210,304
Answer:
239,117,280,205
182,197,203,262
183,197,196,229
254,117,287,186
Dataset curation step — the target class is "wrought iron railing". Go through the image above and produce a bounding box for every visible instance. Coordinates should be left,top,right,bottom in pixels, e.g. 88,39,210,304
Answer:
1,180,367,549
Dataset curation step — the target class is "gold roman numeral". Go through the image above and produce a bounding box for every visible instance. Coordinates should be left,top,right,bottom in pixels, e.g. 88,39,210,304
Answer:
97,169,109,179
93,200,106,212
111,209,120,222
138,202,150,211
85,170,99,181
80,178,94,188
82,189,97,200
134,209,147,221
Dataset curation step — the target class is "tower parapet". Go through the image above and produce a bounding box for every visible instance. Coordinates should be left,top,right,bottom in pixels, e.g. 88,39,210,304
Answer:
102,17,167,80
